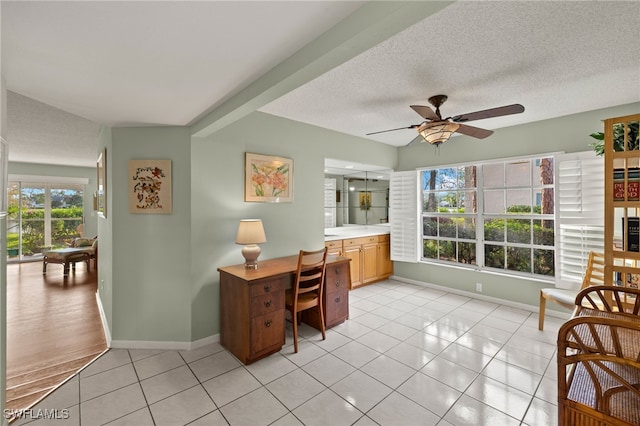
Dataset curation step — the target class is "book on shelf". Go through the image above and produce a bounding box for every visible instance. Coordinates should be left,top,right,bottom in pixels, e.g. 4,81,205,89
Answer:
622,216,640,252
613,168,640,201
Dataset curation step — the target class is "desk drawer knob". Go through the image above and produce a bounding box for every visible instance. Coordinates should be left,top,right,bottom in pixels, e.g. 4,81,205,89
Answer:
335,296,341,303
263,285,271,293
264,300,272,308
335,281,341,288
264,320,272,328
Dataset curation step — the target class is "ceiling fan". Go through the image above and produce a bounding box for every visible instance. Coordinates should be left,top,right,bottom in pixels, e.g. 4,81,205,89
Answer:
366,95,525,146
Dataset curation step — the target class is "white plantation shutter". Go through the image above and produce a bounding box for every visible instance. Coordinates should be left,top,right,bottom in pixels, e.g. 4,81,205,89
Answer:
324,178,336,228
390,170,420,262
557,151,605,288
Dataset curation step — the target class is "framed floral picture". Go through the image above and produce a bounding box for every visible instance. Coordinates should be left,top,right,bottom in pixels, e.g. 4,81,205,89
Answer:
245,152,293,202
128,159,172,214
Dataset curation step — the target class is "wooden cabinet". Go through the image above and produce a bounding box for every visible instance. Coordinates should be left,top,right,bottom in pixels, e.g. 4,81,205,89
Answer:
325,239,343,257
377,234,393,278
604,113,640,298
343,238,363,287
302,258,350,329
362,236,379,284
340,234,392,289
219,269,286,365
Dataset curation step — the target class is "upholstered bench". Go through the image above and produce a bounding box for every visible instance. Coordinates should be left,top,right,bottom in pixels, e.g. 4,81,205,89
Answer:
43,248,91,276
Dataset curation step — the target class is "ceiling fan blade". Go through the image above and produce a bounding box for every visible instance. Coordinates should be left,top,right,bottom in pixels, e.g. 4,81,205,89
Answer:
366,124,419,136
455,123,494,139
450,104,525,123
410,105,439,121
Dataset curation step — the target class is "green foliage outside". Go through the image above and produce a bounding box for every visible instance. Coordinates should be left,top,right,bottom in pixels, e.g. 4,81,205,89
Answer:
7,207,83,254
423,213,554,276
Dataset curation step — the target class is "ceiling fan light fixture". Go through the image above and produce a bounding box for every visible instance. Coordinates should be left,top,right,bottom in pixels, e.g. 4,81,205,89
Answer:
418,121,460,145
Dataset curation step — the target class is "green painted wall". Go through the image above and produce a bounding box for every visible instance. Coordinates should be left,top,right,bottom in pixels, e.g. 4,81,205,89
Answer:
395,102,640,310
109,127,192,342
190,111,396,341
96,126,112,332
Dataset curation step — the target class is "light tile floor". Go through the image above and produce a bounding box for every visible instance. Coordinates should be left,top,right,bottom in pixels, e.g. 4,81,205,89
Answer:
12,279,567,426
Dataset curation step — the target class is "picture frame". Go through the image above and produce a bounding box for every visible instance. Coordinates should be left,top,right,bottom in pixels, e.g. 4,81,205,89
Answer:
128,159,172,214
359,191,371,210
97,148,107,218
245,152,293,203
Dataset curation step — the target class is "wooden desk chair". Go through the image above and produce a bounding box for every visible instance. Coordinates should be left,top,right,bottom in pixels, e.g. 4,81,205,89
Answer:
285,248,328,353
538,251,605,330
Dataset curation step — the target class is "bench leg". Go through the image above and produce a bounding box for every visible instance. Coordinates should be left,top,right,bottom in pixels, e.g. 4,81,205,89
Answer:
43,261,47,273
63,263,70,276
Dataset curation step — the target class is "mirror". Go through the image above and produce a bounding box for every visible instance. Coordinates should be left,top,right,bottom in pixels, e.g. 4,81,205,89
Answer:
324,159,392,227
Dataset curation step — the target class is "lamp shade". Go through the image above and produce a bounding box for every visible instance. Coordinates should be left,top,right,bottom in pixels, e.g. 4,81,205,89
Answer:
236,219,267,245
418,122,460,146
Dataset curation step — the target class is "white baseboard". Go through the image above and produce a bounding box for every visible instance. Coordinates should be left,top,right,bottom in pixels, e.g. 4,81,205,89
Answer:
110,334,219,351
389,274,568,320
94,292,220,351
95,292,112,347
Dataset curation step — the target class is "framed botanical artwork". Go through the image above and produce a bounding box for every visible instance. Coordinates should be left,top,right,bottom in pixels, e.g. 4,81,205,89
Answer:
245,152,293,203
128,159,172,214
97,148,107,218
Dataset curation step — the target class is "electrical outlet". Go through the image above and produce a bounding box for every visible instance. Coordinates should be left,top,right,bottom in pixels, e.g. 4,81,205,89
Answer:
475,282,483,292
100,279,104,291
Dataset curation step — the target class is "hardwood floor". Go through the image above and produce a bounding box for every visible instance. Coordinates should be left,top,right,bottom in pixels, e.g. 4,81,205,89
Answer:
5,259,107,413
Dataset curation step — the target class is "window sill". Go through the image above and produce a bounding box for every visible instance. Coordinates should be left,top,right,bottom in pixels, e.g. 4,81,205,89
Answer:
419,259,555,284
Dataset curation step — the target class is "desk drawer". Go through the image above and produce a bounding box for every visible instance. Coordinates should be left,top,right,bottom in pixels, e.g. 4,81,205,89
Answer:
250,291,284,317
325,263,349,295
250,310,285,356
250,276,286,298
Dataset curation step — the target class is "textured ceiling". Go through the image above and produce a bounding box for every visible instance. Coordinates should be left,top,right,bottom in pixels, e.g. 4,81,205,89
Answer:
261,1,640,147
3,1,639,168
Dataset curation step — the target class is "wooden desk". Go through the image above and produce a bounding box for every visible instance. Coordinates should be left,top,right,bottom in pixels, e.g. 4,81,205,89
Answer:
218,255,351,364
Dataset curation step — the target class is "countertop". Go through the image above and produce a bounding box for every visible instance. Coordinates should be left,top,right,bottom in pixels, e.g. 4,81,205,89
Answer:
324,224,390,242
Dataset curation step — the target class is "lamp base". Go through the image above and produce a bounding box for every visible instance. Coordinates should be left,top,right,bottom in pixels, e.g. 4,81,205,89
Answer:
241,244,261,269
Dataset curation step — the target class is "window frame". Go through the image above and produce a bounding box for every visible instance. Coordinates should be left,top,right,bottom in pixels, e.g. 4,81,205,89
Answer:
419,153,558,280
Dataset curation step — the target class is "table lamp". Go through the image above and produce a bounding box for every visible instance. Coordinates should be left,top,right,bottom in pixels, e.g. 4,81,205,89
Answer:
236,219,267,269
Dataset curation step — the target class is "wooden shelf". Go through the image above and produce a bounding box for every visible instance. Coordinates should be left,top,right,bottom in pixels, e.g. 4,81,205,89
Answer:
604,113,640,289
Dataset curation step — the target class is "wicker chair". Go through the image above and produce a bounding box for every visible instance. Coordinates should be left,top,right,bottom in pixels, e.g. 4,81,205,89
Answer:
558,286,640,425
558,314,640,426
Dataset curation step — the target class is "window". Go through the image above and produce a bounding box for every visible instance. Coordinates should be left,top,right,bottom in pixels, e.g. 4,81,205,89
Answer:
7,180,85,260
422,166,478,265
420,156,556,278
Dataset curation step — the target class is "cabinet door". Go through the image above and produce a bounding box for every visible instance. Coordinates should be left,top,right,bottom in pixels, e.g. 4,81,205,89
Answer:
343,245,362,288
378,241,393,278
362,243,378,284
